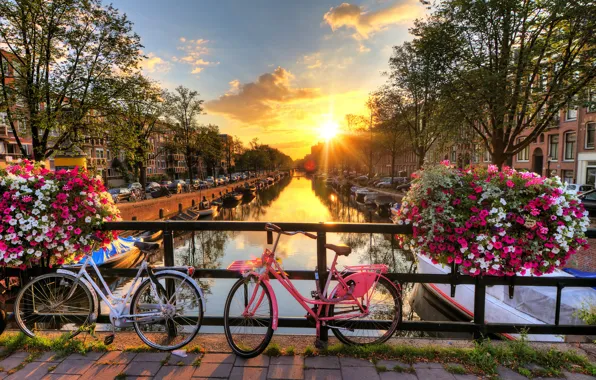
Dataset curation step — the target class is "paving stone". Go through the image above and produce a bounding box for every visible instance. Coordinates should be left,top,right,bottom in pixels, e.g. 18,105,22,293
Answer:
562,372,596,380
123,361,163,377
0,372,7,380
305,368,342,380
201,353,236,364
97,351,137,364
305,356,340,369
153,365,195,379
65,352,104,361
79,364,126,380
379,373,418,380
413,362,444,369
496,366,529,380
453,375,482,380
131,352,169,362
376,360,411,371
270,356,304,366
229,366,268,380
415,368,457,380
267,365,304,380
166,353,201,366
125,377,152,380
9,351,29,358
523,363,544,371
6,361,57,380
33,352,62,363
193,363,233,378
234,355,270,367
42,375,82,380
340,357,374,367
50,359,94,375
0,355,25,372
341,366,380,380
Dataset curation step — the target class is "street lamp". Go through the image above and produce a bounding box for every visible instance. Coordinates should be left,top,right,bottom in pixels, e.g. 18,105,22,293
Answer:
546,155,553,177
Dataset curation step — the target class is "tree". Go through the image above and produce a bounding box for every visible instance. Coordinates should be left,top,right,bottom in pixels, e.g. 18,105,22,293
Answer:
194,125,223,178
416,0,596,167
163,86,205,183
373,88,407,182
0,0,141,160
108,74,165,188
386,40,451,169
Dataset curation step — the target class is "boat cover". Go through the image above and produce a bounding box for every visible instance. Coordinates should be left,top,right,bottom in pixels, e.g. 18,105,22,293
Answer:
564,268,596,278
84,236,140,266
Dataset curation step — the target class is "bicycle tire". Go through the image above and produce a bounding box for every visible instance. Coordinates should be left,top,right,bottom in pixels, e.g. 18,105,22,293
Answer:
14,272,96,338
223,275,274,358
131,271,203,351
327,276,401,345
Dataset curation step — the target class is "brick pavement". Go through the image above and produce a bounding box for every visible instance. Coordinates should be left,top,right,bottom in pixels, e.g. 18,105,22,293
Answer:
0,351,593,379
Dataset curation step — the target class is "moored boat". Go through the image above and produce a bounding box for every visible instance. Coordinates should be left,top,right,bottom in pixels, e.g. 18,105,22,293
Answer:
374,195,395,217
355,188,376,203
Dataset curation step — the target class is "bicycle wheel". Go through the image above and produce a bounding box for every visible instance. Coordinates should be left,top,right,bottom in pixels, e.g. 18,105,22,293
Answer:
223,275,274,358
14,273,95,338
131,271,203,351
327,276,401,345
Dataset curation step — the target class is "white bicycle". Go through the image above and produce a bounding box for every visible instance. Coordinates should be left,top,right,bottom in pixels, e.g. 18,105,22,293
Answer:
14,241,205,351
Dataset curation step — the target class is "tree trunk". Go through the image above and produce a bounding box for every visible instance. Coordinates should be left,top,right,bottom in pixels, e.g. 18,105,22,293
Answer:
417,152,425,170
138,161,147,189
491,130,508,169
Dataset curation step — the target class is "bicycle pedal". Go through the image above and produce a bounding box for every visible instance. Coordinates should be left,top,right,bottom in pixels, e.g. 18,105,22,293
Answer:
104,334,114,345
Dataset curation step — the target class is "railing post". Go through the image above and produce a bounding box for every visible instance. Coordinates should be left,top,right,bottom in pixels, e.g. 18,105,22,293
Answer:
316,229,328,345
163,223,174,267
473,276,486,340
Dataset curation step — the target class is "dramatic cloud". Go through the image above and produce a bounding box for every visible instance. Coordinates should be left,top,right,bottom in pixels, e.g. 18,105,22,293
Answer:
323,1,424,39
301,53,323,69
205,67,321,124
172,38,219,75
138,53,171,73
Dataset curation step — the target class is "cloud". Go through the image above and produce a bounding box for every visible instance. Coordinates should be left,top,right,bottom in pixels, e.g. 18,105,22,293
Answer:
172,38,219,75
323,1,424,39
301,53,323,70
205,67,321,124
138,53,171,73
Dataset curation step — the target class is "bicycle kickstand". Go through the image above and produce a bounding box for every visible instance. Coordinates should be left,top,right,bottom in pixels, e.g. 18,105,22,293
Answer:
314,322,327,350
104,320,116,345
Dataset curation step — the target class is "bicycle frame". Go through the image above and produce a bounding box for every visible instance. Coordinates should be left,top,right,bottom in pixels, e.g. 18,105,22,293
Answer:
237,231,392,332
61,255,167,326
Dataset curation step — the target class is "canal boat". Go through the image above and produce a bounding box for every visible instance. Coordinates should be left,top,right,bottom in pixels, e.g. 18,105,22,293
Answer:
363,193,379,206
267,177,275,185
355,188,376,203
350,186,361,195
415,252,596,342
374,196,395,217
240,182,257,196
87,235,157,269
389,203,401,221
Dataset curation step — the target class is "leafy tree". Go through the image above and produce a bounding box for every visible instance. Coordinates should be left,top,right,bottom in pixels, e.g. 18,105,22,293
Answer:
373,87,407,182
107,74,165,188
415,0,596,167
0,0,141,160
194,124,223,178
163,86,204,183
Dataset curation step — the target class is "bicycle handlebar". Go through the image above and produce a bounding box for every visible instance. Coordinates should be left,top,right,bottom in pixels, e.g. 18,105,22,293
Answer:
265,223,317,240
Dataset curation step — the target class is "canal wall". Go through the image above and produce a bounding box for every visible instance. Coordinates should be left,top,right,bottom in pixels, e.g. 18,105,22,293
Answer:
117,178,264,221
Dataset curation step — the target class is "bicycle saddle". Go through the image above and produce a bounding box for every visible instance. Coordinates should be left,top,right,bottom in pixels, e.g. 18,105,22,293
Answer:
324,243,351,256
134,241,160,252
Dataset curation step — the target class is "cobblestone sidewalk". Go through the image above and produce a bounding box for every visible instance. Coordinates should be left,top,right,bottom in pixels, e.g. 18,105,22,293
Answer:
0,350,594,379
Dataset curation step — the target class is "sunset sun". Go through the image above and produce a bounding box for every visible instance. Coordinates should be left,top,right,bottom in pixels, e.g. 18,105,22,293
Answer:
320,120,340,140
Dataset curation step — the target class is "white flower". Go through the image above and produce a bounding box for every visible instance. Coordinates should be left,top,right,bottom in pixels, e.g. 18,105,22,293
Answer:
499,198,507,206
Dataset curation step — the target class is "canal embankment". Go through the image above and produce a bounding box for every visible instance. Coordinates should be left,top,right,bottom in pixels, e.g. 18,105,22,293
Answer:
117,177,267,221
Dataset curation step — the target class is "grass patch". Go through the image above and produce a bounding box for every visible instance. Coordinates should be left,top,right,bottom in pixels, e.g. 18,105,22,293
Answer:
123,345,155,353
445,364,466,375
303,346,316,357
375,365,387,372
47,364,57,372
264,343,282,357
0,333,107,359
284,346,295,356
115,372,126,380
187,345,205,354
160,353,171,366
517,367,531,377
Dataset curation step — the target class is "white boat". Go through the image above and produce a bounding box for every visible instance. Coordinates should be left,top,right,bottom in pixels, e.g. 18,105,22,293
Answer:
416,253,596,342
197,207,216,217
355,188,376,203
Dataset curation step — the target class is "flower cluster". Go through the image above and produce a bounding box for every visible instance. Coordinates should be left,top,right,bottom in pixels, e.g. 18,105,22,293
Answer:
396,162,590,276
0,161,120,268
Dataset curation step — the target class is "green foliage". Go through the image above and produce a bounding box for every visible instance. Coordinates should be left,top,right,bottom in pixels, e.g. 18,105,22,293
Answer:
574,303,596,325
303,346,316,357
0,333,107,359
445,364,466,375
285,346,295,356
264,343,282,357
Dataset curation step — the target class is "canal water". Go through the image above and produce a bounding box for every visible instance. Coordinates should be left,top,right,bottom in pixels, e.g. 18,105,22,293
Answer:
107,175,425,335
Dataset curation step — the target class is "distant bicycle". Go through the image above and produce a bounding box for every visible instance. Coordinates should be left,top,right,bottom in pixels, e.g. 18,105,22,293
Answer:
14,241,204,350
224,223,402,358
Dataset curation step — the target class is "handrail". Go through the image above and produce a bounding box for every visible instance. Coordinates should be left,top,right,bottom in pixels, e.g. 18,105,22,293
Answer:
101,220,596,341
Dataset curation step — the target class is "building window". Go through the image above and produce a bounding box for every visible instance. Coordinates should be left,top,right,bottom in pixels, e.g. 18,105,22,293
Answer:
566,98,578,121
586,123,596,149
589,89,596,113
562,170,574,184
548,135,559,160
483,150,491,162
95,148,104,159
586,167,596,186
517,138,529,161
564,132,576,161
539,133,544,143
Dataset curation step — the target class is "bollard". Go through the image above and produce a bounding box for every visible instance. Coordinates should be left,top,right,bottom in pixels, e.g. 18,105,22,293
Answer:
159,208,164,219
178,203,183,213
132,216,137,221
192,199,195,207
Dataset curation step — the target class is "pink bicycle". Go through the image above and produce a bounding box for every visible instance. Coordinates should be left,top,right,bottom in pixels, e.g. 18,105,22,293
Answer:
224,223,402,358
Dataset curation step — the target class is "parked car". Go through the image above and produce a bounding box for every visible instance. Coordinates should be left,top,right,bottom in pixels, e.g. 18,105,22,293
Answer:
206,176,216,187
108,188,131,203
160,180,172,188
145,182,161,193
128,182,142,190
197,180,210,189
395,182,411,193
218,175,229,184
565,183,594,195
579,190,596,216
168,179,186,194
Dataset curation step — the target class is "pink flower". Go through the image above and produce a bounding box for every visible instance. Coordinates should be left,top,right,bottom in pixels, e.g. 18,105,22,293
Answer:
506,180,514,188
